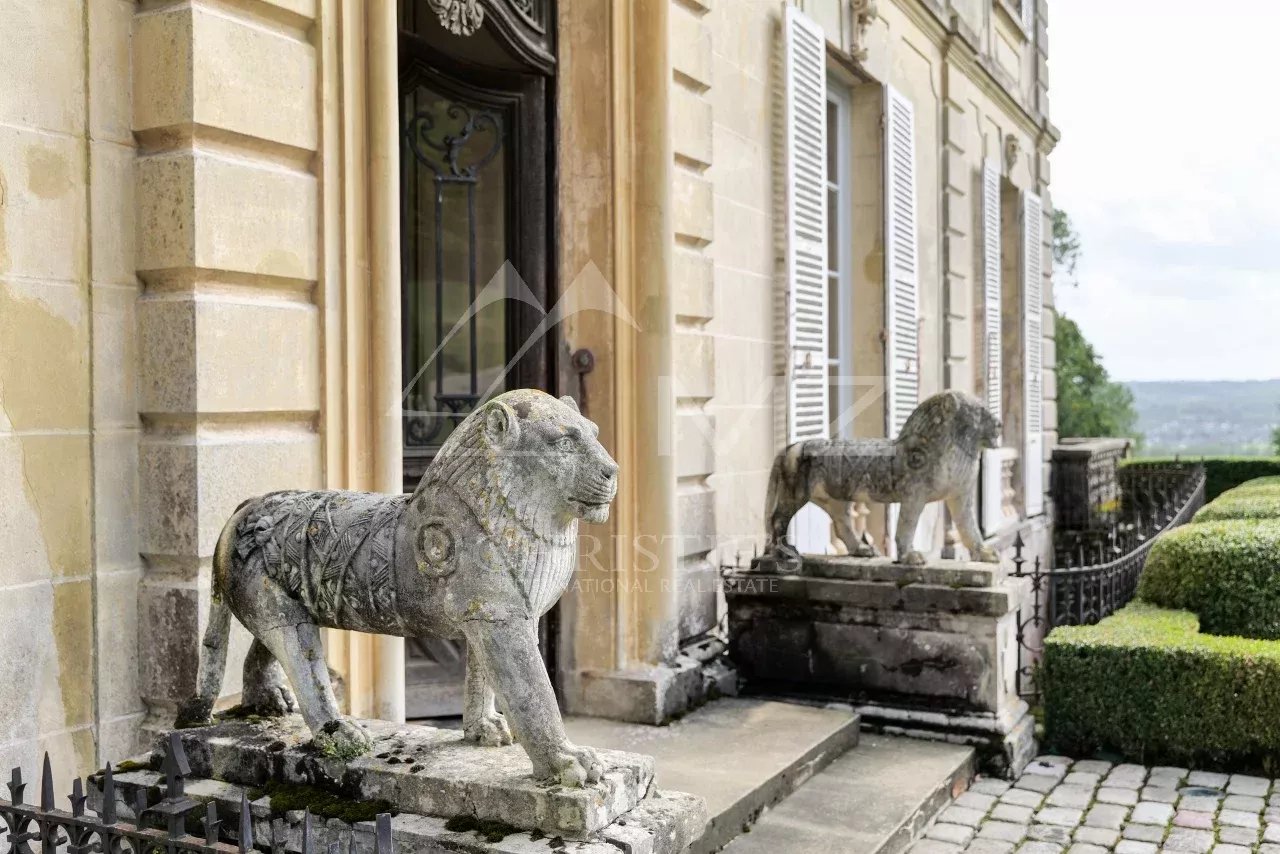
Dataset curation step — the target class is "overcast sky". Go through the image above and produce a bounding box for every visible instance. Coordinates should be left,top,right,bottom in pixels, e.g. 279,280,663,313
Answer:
1050,2,1280,383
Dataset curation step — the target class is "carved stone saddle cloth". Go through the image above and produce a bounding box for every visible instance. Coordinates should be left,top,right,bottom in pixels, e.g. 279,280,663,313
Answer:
233,490,410,635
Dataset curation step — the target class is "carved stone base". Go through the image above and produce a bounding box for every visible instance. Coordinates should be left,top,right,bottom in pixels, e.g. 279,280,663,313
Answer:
727,554,1034,776
104,716,705,848
563,637,738,726
90,768,705,854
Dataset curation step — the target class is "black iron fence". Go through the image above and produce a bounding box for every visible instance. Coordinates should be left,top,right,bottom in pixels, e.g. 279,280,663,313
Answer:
1011,461,1206,700
0,734,393,854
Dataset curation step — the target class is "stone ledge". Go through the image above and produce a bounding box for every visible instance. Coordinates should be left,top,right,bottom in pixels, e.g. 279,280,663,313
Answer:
91,768,706,854
159,716,655,841
752,553,1006,587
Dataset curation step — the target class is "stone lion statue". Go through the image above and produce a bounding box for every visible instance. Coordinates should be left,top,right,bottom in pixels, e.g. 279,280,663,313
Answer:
765,391,1001,566
175,389,618,787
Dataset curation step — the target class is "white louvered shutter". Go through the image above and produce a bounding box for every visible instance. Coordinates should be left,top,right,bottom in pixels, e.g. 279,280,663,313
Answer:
1023,191,1045,516
982,158,1002,420
784,5,829,444
782,6,831,554
884,85,919,440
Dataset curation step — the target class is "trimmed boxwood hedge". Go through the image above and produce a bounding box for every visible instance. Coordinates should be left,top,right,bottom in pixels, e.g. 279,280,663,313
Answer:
1043,602,1280,771
1128,456,1280,502
1195,480,1280,522
1137,518,1280,639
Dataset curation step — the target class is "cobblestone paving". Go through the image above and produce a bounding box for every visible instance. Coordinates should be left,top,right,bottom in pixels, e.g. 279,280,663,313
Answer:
909,755,1280,853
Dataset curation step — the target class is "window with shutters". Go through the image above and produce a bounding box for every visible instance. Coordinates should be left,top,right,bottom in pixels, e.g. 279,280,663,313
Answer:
827,82,854,439
1023,191,1045,516
783,6,832,553
884,85,919,441
982,158,1003,422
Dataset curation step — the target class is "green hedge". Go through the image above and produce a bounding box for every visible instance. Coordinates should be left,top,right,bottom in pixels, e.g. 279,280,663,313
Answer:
1043,603,1280,771
1128,457,1280,502
1195,480,1280,522
1137,518,1280,639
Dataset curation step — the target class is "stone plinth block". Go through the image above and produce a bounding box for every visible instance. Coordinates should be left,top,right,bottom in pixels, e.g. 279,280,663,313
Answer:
91,766,706,854
159,717,657,841
727,554,1034,776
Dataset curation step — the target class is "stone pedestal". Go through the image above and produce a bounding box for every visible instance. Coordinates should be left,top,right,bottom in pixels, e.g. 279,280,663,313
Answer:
93,717,706,853
726,555,1035,776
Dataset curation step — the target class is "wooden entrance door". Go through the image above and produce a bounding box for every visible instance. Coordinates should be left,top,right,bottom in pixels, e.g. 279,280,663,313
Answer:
398,0,557,718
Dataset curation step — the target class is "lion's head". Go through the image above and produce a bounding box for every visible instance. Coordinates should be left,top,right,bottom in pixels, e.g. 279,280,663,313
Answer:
898,391,1002,462
423,389,618,527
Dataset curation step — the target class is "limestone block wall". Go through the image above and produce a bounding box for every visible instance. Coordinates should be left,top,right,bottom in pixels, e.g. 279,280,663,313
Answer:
670,0,718,642
0,0,131,786
0,0,326,786
131,0,323,736
704,0,781,571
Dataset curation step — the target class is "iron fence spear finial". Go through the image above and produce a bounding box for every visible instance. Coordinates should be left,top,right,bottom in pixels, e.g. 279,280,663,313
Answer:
206,801,222,846
8,766,24,805
40,753,54,811
238,792,253,854
375,814,392,854
69,777,86,817
100,763,117,825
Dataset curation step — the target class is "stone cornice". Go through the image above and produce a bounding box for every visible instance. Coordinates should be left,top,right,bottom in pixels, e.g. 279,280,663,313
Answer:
888,0,1060,153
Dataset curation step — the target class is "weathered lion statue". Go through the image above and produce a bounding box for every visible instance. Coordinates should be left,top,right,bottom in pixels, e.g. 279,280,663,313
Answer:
175,389,618,787
765,390,1001,566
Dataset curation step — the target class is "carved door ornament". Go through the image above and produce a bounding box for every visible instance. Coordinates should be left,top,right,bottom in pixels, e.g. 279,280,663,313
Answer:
851,0,877,62
428,0,484,36
1004,134,1022,176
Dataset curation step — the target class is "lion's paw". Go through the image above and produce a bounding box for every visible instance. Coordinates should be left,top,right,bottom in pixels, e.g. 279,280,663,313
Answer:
973,545,1000,564
243,683,297,718
852,538,879,559
314,718,373,760
896,549,927,566
464,711,514,747
536,743,604,788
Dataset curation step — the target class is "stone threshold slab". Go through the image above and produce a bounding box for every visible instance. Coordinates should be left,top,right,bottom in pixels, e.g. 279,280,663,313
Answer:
751,554,1005,588
160,716,653,841
90,767,706,854
563,697,861,854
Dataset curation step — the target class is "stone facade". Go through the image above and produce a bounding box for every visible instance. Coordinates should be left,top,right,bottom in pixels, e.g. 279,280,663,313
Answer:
0,0,1059,783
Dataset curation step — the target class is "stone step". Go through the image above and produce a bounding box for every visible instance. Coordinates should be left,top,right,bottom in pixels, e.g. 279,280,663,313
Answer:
720,732,976,854
564,696,861,854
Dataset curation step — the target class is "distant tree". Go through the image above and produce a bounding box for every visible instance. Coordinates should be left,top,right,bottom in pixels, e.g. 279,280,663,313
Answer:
1053,209,1082,286
1272,423,1280,456
1055,312,1141,441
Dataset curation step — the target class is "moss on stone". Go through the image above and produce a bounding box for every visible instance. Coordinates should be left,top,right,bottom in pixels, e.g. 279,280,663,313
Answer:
109,758,153,773
443,815,520,842
247,780,395,823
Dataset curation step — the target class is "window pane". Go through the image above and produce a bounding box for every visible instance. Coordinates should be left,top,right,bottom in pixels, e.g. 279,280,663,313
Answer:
401,84,508,451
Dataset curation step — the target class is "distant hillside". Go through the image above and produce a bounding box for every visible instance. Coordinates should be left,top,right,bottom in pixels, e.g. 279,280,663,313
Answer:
1126,379,1280,457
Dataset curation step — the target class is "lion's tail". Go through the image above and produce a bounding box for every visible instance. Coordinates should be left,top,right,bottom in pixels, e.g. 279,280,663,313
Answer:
174,504,247,727
764,443,804,548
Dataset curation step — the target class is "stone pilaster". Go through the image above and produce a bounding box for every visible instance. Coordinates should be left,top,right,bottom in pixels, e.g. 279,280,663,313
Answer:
132,0,323,730
670,0,718,642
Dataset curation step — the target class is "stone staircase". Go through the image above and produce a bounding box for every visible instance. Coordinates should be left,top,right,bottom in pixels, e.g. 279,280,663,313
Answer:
564,697,977,854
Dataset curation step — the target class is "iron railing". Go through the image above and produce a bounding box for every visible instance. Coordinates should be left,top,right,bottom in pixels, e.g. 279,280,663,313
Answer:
0,734,394,854
1011,461,1206,700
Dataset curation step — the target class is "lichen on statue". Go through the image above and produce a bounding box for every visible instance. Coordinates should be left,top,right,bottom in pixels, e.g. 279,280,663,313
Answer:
175,389,618,787
765,390,1003,566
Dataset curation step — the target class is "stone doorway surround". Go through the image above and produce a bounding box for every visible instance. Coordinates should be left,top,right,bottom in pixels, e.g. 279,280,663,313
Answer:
130,0,701,738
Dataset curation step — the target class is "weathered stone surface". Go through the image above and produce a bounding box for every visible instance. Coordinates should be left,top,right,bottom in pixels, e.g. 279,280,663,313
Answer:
174,392,620,789
763,391,1003,565
92,762,705,854
158,716,656,840
727,553,1030,774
